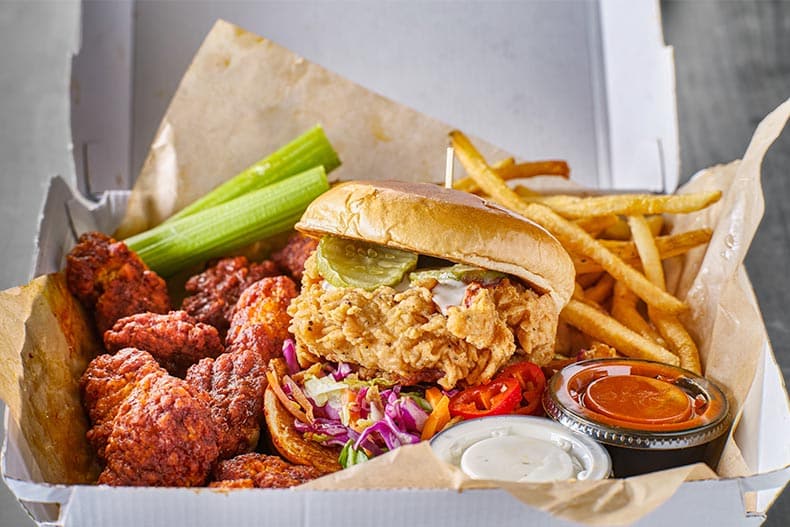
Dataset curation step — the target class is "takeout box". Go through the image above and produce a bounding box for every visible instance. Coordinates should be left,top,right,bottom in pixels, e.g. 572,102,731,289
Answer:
2,1,789,525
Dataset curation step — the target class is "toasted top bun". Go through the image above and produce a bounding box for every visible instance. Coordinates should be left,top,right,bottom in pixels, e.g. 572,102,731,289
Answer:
295,180,575,312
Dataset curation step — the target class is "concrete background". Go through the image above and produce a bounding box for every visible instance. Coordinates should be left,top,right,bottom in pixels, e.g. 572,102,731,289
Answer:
0,1,787,525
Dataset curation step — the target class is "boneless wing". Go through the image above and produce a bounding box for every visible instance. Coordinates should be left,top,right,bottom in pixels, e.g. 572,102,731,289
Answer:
98,373,219,487
81,348,167,459
181,256,281,338
66,231,170,333
210,453,322,488
271,233,318,282
185,347,268,459
104,311,224,377
82,348,220,486
225,275,298,359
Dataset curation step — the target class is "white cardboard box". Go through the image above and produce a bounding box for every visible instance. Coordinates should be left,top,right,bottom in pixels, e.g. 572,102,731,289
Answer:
2,1,788,525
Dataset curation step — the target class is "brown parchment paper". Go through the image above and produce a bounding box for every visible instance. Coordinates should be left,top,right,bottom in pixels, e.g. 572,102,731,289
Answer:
1,19,789,526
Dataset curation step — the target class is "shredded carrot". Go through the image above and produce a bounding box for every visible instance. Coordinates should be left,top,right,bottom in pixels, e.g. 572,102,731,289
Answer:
421,394,451,441
425,387,443,409
266,370,311,424
283,375,315,424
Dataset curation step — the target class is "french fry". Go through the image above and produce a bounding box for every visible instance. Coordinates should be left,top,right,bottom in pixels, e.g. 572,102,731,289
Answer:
452,157,561,193
601,215,664,240
574,215,619,237
584,273,615,305
611,281,666,345
576,272,604,289
498,160,570,180
561,299,679,365
521,191,722,219
571,229,713,274
449,130,687,315
628,215,702,373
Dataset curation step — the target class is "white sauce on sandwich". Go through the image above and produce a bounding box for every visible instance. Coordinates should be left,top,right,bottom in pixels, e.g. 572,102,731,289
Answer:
430,279,467,315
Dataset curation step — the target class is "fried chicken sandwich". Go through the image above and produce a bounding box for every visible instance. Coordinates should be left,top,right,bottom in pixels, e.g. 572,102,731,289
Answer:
265,180,575,471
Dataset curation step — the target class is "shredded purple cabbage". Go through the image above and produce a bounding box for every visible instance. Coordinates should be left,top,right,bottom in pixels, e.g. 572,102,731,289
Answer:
332,362,352,381
282,339,299,374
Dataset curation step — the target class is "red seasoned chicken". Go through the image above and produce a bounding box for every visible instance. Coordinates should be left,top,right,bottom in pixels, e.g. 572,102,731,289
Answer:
181,256,280,338
81,348,167,459
271,233,318,283
225,275,298,359
81,348,220,486
104,311,224,377
66,231,170,333
185,347,268,460
98,372,219,487
210,453,322,489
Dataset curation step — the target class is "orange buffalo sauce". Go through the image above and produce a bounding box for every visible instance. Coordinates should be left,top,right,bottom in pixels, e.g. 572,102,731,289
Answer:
544,358,731,477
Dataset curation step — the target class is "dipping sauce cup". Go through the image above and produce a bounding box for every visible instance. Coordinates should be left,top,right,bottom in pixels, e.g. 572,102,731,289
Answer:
543,358,731,478
430,415,611,483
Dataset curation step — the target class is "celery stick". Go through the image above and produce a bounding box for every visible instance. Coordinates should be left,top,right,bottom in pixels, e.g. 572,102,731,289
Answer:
126,166,329,276
166,125,340,223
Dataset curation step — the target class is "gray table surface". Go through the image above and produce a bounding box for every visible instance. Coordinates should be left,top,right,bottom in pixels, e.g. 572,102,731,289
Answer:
0,0,787,525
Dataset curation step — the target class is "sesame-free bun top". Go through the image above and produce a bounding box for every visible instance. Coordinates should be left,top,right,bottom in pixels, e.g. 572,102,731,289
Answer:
295,180,575,312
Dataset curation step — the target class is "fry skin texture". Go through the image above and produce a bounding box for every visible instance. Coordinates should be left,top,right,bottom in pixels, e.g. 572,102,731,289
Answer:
518,191,722,219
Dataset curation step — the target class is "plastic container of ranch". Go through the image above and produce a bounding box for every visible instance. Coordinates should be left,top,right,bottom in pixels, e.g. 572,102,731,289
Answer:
430,415,612,482
543,358,732,477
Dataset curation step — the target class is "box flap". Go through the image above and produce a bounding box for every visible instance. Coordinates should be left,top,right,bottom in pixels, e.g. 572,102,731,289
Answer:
70,0,677,195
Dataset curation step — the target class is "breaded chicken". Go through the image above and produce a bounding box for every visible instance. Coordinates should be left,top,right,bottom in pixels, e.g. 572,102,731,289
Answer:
104,311,224,377
98,372,219,487
210,453,322,489
289,255,557,389
66,232,170,333
81,348,167,459
271,233,318,282
225,276,298,359
82,348,220,486
185,347,268,460
181,256,280,338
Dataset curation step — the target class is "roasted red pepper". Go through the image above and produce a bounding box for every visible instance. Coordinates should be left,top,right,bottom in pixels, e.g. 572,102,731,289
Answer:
448,378,521,419
498,361,547,416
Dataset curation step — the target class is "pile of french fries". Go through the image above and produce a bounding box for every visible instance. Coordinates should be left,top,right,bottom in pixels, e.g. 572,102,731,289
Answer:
450,131,719,375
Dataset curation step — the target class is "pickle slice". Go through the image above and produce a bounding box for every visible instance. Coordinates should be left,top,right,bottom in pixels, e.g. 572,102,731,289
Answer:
409,264,506,284
316,236,418,290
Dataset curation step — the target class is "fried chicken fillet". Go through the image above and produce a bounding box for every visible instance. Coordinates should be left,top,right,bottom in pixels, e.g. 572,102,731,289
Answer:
290,257,557,389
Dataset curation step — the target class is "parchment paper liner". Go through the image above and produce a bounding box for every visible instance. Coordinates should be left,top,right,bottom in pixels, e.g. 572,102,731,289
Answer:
1,19,788,526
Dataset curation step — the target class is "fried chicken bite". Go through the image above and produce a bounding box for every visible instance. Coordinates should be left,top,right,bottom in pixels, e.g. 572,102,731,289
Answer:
185,347,268,460
66,231,170,333
271,233,318,282
225,276,298,359
181,256,281,338
210,453,322,489
104,311,224,377
98,372,219,487
81,348,168,459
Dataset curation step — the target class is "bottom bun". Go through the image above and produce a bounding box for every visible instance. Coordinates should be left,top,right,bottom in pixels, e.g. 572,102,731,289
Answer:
263,366,341,474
